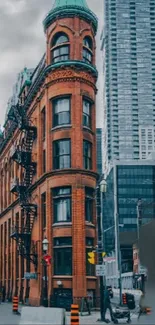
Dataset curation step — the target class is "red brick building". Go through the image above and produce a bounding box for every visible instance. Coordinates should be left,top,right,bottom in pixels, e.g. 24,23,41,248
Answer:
0,0,98,307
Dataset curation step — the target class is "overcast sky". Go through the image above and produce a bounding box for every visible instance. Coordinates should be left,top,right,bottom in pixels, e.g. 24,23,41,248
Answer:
0,0,103,127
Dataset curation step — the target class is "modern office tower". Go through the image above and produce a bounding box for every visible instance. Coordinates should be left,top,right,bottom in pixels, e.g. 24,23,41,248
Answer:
103,160,155,273
0,0,98,307
102,0,155,169
96,128,103,175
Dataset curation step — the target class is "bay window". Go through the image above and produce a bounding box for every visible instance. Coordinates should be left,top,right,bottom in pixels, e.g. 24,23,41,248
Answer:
53,187,71,223
54,237,72,275
53,97,70,127
83,140,92,170
83,99,92,128
53,139,71,169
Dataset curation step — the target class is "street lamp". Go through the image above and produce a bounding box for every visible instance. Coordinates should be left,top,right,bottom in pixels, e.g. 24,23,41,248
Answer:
104,224,124,234
42,237,49,307
100,180,123,306
42,237,49,252
100,179,107,193
96,178,107,321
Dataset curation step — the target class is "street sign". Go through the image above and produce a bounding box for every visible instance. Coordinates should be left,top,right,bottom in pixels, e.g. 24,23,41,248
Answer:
24,272,37,280
139,265,147,275
95,264,105,276
42,276,49,281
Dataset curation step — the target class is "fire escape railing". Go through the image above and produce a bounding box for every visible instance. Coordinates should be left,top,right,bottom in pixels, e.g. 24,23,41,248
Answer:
8,103,38,270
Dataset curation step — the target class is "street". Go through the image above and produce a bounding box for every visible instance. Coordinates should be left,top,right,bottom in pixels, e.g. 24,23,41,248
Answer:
0,302,151,325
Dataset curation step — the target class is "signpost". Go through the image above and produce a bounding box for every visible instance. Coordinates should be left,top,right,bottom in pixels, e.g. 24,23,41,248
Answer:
95,264,105,277
139,264,147,275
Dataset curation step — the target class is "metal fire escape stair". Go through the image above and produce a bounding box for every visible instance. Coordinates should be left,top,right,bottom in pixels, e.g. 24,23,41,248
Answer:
8,103,38,269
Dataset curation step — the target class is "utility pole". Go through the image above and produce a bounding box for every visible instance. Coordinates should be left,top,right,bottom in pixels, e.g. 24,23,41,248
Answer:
115,213,122,306
137,199,145,293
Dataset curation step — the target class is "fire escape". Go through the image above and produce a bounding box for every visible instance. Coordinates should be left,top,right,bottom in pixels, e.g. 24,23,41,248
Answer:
8,103,38,270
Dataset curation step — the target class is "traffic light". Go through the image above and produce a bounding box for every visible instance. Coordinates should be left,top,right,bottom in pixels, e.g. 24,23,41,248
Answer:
43,254,51,266
88,252,95,264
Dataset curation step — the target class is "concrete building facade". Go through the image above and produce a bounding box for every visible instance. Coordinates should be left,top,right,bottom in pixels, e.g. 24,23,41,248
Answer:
0,0,98,307
102,0,155,170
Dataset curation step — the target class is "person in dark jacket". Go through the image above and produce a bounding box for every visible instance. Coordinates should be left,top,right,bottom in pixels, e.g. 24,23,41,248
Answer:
2,286,6,302
103,287,115,323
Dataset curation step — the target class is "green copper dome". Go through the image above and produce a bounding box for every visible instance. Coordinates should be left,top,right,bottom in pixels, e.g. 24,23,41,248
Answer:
43,0,98,34
52,0,89,9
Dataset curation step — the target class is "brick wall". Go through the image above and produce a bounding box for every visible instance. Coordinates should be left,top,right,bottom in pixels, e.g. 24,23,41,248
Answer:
0,13,98,306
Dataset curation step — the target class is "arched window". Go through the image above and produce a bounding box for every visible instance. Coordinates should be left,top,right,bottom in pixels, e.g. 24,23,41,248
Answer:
51,33,70,63
83,36,93,64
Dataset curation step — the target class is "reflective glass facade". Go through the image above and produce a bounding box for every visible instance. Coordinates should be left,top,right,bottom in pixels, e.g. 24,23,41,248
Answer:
103,163,155,271
104,0,155,165
117,165,155,231
102,169,115,254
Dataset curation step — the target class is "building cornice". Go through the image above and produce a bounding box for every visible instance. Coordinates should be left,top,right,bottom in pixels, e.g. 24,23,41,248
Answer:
0,169,99,219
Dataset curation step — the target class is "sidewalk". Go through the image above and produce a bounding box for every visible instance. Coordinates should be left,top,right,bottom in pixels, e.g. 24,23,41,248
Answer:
0,302,21,324
0,302,141,324
66,311,108,324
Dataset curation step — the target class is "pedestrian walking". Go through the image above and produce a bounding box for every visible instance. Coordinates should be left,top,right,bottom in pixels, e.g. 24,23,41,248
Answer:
103,287,116,323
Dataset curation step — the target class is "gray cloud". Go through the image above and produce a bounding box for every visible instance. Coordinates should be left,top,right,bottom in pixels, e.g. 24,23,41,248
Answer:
0,0,103,126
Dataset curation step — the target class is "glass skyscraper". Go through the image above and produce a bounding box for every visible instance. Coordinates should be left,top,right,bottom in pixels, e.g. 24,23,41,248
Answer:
103,160,155,272
102,0,155,167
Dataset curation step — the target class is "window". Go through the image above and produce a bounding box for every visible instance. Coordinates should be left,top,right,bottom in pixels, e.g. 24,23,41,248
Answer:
83,36,93,64
51,33,69,63
41,192,46,228
54,238,72,275
53,97,70,127
41,107,46,139
53,187,71,223
83,140,92,169
53,139,71,169
43,150,46,173
85,187,94,222
83,99,91,128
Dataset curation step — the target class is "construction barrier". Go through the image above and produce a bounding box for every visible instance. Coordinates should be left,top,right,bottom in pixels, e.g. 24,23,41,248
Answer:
122,293,127,305
12,296,19,314
70,304,79,325
146,307,151,314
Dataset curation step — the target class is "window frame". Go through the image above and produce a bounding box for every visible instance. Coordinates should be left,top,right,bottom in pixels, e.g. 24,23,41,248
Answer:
53,139,71,170
51,33,70,63
52,96,71,127
43,149,46,174
85,187,94,223
41,192,46,229
83,98,92,128
53,187,72,223
83,36,93,64
83,140,92,170
41,107,46,140
54,238,72,276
